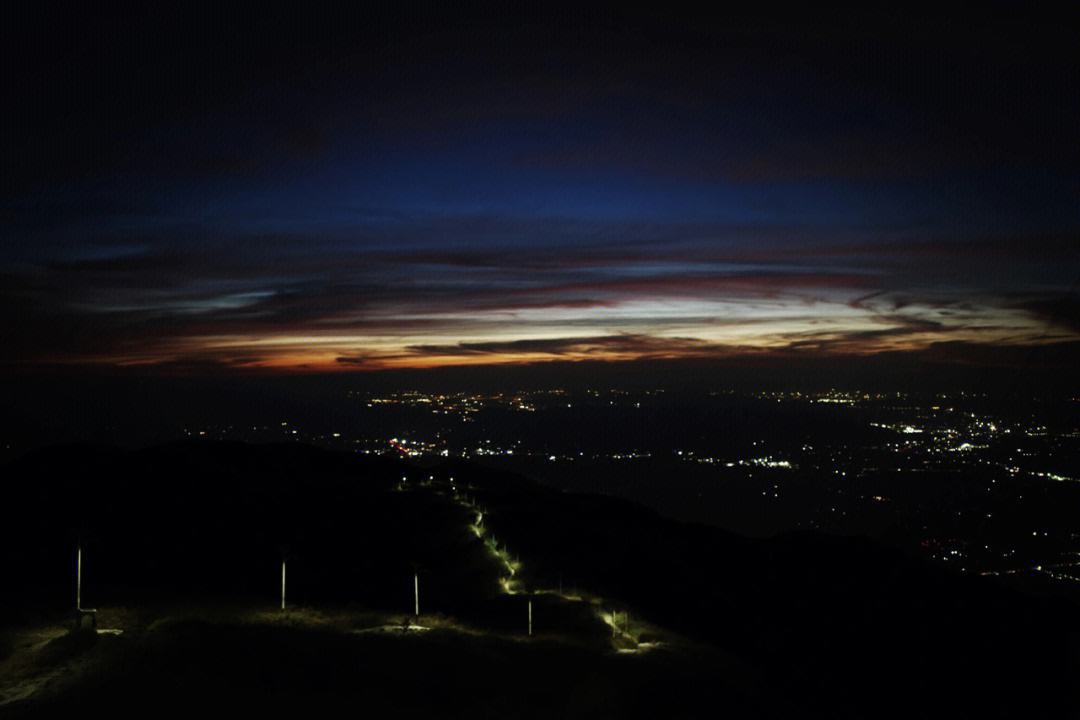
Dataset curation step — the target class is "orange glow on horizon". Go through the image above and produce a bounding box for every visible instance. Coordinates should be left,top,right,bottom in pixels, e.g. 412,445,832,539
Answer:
43,294,1076,374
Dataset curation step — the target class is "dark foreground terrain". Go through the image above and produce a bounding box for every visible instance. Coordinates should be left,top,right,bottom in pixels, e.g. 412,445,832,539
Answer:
1,441,1077,718
2,614,760,719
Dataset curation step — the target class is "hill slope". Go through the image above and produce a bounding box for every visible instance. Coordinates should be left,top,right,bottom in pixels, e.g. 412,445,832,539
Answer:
1,441,1076,718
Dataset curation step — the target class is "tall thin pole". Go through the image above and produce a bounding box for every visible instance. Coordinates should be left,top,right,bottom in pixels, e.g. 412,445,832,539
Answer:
75,545,82,611
528,599,533,636
281,560,286,611
414,572,420,617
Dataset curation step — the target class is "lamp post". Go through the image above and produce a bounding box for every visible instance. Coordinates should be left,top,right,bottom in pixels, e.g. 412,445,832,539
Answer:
75,544,82,611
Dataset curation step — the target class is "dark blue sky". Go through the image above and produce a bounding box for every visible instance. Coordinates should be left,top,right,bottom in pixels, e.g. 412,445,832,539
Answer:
3,5,1078,373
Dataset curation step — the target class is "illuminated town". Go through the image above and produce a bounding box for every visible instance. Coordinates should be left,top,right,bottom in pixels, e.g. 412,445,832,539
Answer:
169,387,1080,592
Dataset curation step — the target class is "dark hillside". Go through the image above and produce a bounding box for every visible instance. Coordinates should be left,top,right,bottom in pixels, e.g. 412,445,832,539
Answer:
2,442,1077,718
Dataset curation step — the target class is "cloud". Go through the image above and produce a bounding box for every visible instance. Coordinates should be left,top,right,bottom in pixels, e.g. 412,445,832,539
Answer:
777,316,948,354
1009,295,1080,334
405,334,710,358
3,206,1078,372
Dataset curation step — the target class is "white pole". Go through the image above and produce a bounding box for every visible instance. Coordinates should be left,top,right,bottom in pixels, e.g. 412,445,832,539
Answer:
528,599,533,636
76,545,82,611
281,560,286,611
414,572,420,617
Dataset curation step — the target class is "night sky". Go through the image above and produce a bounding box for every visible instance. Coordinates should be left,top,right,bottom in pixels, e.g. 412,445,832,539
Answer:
3,6,1079,374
